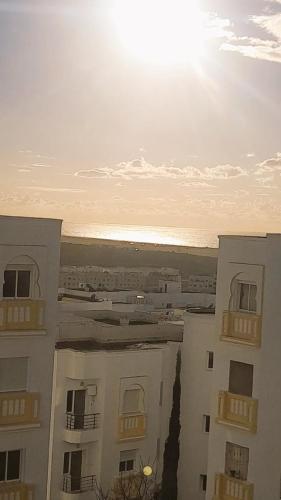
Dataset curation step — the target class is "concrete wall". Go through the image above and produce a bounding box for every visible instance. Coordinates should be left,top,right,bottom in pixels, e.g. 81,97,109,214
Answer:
179,312,215,500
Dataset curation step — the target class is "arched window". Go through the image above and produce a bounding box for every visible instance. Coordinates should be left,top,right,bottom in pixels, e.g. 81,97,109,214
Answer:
3,255,40,299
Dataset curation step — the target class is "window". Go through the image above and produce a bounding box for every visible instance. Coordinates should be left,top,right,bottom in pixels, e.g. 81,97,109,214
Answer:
119,450,136,473
225,442,249,481
239,283,257,313
0,358,28,392
199,474,207,492
122,389,141,414
203,415,210,433
229,361,253,397
3,270,31,298
206,351,214,370
0,450,21,482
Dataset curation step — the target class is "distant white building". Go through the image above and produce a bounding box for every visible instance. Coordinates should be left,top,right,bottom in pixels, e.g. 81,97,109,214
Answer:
183,274,216,294
60,265,181,293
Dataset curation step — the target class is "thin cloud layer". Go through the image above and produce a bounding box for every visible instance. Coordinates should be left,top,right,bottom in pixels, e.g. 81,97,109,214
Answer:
75,159,246,181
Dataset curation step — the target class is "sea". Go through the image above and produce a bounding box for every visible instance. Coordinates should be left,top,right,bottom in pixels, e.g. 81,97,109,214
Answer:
62,222,220,248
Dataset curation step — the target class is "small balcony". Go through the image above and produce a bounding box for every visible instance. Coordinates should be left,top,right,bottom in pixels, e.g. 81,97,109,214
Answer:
0,299,45,332
217,391,258,433
62,475,96,499
213,473,253,500
0,481,34,500
221,311,261,347
118,414,146,441
63,413,100,444
0,392,40,428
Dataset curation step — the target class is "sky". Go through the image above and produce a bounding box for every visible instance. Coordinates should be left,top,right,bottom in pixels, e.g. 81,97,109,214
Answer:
0,0,281,234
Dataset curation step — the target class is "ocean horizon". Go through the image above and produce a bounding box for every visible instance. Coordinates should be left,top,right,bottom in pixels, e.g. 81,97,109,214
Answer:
62,222,220,248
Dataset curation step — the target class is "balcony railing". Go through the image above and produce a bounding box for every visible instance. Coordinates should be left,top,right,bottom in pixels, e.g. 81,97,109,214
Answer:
221,311,261,347
0,482,34,500
213,473,253,500
217,391,258,433
0,299,44,331
0,391,40,427
118,414,146,440
62,475,96,493
66,413,100,430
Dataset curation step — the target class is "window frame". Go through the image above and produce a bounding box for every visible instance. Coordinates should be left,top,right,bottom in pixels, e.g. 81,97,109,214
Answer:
238,282,257,314
3,265,34,299
119,450,137,474
199,474,207,492
206,351,214,371
0,450,21,483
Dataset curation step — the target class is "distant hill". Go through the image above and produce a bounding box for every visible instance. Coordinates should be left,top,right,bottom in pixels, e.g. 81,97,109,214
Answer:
60,238,217,279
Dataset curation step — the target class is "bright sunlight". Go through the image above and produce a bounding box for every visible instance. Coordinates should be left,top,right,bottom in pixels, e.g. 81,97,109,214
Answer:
111,0,207,66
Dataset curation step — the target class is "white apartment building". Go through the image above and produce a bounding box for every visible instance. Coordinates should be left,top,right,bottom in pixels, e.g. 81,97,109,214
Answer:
60,266,181,293
180,234,281,500
50,307,183,500
178,308,215,500
0,216,61,500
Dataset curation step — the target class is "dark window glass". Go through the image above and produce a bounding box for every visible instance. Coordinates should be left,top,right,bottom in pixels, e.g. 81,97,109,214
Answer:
208,351,214,369
204,415,210,433
7,450,20,481
126,460,134,471
200,474,207,491
66,391,73,413
17,271,30,297
0,452,6,482
3,271,16,297
119,461,126,472
63,452,70,475
229,361,253,397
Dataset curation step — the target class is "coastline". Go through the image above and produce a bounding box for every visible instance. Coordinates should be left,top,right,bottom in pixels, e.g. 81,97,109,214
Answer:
61,234,218,258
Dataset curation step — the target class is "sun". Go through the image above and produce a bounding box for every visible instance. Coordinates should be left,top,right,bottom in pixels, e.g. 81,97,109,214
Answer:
111,0,206,66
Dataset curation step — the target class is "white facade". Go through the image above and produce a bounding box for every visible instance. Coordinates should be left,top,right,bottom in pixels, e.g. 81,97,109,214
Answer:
178,311,215,500
204,234,281,500
0,216,61,500
50,309,182,500
60,265,181,292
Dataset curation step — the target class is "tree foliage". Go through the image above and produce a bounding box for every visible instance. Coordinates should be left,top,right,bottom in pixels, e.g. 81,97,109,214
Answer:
160,349,181,500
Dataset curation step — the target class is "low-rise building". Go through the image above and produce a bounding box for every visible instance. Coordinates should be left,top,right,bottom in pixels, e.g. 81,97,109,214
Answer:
50,306,183,499
183,274,216,294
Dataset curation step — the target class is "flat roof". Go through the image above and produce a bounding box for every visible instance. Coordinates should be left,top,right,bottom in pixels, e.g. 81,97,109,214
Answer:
56,339,168,352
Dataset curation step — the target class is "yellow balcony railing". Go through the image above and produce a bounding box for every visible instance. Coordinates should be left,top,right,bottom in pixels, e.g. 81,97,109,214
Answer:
221,311,261,347
118,414,146,440
217,391,257,433
213,473,253,500
0,482,34,500
0,299,45,331
0,392,40,427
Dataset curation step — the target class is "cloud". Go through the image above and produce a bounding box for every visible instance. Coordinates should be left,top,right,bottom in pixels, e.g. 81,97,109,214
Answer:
246,153,255,158
31,163,54,168
19,186,86,193
255,152,281,174
221,12,281,63
75,158,247,181
205,164,246,179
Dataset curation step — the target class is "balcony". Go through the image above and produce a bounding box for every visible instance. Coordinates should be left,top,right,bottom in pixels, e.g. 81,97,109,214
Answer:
0,299,45,332
118,414,146,441
62,475,96,499
217,391,258,433
63,413,100,444
0,392,40,428
213,473,253,500
0,482,34,500
221,311,261,347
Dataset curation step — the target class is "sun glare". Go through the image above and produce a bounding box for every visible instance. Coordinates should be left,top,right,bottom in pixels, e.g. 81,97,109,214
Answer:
111,0,206,66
